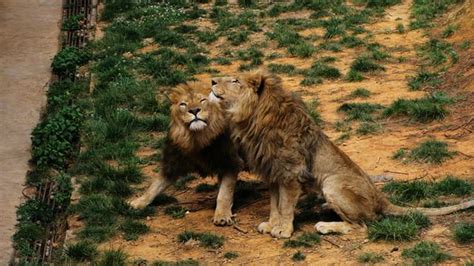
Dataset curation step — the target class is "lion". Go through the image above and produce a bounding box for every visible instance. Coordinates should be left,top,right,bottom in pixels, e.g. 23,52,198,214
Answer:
210,71,474,238
129,81,243,226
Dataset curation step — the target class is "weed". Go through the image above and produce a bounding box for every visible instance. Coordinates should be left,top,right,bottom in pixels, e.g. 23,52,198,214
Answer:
120,219,149,241
228,30,250,46
62,14,85,31
357,252,384,263
306,100,323,125
300,77,322,86
288,42,316,58
238,0,256,8
100,249,128,266
267,23,302,47
350,88,371,98
442,24,458,38
224,252,239,259
408,71,441,90
368,212,430,241
338,102,384,121
382,180,432,203
52,46,90,77
78,225,115,242
195,183,218,193
196,31,219,44
350,56,385,72
369,45,390,61
323,18,346,39
13,222,45,257
152,259,199,266
453,223,474,244
357,122,382,135
215,0,228,6
292,251,306,261
402,241,451,265
410,139,456,164
237,47,264,67
306,61,341,79
268,64,298,75
383,92,454,122
334,120,352,132
164,206,187,219
459,41,471,50
340,35,364,48
396,23,405,33
284,232,320,248
268,4,287,17
410,0,461,29
65,241,98,262
432,176,472,196
178,231,225,249
336,132,351,143
320,41,343,52
346,69,364,82
422,199,447,208
420,39,458,66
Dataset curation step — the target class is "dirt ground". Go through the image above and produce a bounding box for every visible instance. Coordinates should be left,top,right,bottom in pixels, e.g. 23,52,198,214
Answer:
75,0,474,264
0,1,61,263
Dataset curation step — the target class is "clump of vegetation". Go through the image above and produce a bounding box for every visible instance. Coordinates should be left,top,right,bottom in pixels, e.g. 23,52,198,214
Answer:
164,206,187,219
368,212,430,241
402,241,451,265
410,0,461,29
227,30,250,46
350,88,371,98
292,251,306,261
62,14,84,31
99,249,128,266
408,71,441,90
350,56,385,72
442,24,458,38
152,259,199,266
151,193,178,206
288,42,317,58
408,139,456,164
357,252,385,263
357,122,382,135
237,47,264,71
346,69,364,82
284,232,321,248
306,100,323,126
419,39,458,66
268,63,299,75
196,30,219,43
51,46,90,77
223,251,239,259
396,23,405,33
383,92,454,122
178,231,225,249
305,61,341,80
120,219,149,241
453,223,474,244
65,241,98,262
338,102,384,121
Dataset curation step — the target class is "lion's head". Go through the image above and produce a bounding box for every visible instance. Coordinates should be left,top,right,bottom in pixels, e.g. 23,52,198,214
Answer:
210,71,282,122
169,81,226,152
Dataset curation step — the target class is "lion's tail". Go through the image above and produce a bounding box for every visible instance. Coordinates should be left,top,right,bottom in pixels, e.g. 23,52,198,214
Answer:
383,199,474,216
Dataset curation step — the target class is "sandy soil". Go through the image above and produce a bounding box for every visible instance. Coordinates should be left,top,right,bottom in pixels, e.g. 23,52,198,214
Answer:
81,0,474,264
0,1,61,263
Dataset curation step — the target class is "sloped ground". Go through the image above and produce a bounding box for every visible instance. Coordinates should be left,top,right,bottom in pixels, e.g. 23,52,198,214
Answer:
68,1,473,264
0,1,61,263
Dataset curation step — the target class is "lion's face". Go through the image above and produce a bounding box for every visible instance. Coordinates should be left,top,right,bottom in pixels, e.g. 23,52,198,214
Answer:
210,73,264,121
169,81,226,152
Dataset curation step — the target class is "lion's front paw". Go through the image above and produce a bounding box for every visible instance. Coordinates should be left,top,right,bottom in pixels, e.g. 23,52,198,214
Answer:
257,221,273,234
212,210,234,226
129,197,149,209
270,224,293,238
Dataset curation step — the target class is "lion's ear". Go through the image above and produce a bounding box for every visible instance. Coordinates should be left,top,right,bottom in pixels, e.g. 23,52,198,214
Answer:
246,72,266,95
169,85,186,104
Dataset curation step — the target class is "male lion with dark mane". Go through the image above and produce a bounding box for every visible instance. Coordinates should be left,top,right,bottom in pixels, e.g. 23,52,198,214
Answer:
129,81,243,226
210,71,474,238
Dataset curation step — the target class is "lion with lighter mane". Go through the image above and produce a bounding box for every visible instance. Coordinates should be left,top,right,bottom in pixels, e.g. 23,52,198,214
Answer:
210,71,474,238
130,81,242,226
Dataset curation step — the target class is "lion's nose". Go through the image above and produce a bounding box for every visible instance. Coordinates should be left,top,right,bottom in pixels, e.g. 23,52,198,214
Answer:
188,108,201,115
211,79,217,86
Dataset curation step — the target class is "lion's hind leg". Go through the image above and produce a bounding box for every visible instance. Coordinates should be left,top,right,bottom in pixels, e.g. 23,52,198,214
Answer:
213,173,237,226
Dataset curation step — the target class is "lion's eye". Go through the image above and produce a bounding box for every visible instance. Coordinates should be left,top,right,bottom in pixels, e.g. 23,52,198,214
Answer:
231,79,239,84
179,102,187,107
200,98,207,103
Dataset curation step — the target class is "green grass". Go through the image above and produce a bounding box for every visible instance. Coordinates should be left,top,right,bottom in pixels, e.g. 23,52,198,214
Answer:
120,219,149,241
267,23,303,47
368,212,430,241
357,252,385,263
419,39,458,66
152,259,199,266
227,30,250,46
151,193,178,206
268,63,299,75
410,0,461,29
177,231,225,249
350,88,371,98
323,18,346,39
100,249,128,266
408,71,441,90
409,139,456,164
292,251,306,261
402,241,451,265
196,30,219,43
284,232,321,248
453,223,474,244
223,251,239,259
65,241,98,262
288,42,316,58
305,61,341,80
442,24,458,38
382,176,472,203
164,206,187,219
350,56,385,72
396,23,405,33
357,122,382,135
346,69,364,82
383,92,454,122
306,100,323,125
338,102,384,121
340,35,364,48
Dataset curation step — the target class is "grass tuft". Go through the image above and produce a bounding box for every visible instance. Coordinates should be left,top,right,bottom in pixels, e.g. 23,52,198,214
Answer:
164,206,187,219
453,223,473,244
177,231,224,249
368,212,430,241
120,219,149,241
350,56,385,72
408,71,441,90
402,241,451,265
65,241,98,262
350,88,371,98
223,251,239,259
338,102,384,121
292,251,306,261
100,249,128,266
357,252,384,263
284,232,321,248
409,140,456,164
357,122,382,135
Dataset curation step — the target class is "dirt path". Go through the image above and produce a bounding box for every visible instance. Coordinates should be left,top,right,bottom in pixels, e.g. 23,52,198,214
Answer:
0,1,61,263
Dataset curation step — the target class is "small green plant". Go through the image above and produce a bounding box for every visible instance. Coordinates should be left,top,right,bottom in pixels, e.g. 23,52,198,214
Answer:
340,35,364,48
459,40,471,50
368,212,430,241
223,251,239,259
178,231,225,249
422,199,447,208
100,249,128,266
51,46,90,77
432,176,472,196
402,241,451,265
396,23,405,33
62,14,84,31
410,139,456,164
338,103,384,121
306,100,323,125
268,63,299,75
238,0,256,8
65,241,98,262
164,206,187,219
288,42,316,58
442,24,458,38
284,232,321,248
323,18,346,39
350,56,385,73
383,92,454,122
305,61,341,80
227,30,250,46
292,251,306,261
382,180,432,203
357,252,385,263
408,71,441,90
453,223,473,244
196,31,219,44
300,77,322,86
357,122,382,135
410,0,460,29
350,88,371,98
152,259,199,266
120,219,149,240
420,39,458,66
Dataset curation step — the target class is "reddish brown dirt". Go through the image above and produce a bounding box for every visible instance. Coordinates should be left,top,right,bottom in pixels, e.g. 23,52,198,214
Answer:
82,1,474,264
